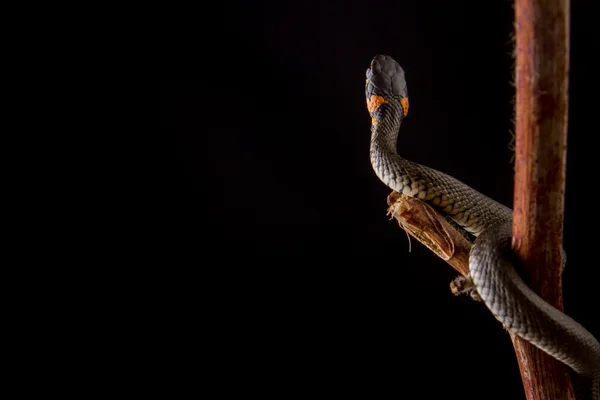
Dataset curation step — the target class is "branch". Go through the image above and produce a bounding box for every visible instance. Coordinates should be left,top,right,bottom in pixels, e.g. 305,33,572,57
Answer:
512,0,572,399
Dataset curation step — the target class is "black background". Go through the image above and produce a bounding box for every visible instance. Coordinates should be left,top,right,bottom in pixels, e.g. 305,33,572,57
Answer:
166,1,598,398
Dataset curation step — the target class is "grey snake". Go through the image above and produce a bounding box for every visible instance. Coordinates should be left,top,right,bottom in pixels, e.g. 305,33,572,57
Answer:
366,54,599,399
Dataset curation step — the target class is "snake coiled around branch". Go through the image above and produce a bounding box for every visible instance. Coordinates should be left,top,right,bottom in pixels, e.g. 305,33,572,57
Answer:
366,54,599,399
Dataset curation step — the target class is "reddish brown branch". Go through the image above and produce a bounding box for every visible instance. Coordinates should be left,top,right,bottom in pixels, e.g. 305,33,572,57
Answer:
512,0,572,399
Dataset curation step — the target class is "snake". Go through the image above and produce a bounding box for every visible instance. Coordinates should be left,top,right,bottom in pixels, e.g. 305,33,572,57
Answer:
366,54,600,399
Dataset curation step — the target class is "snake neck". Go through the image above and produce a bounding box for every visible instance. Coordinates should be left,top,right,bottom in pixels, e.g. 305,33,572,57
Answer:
370,100,403,152
369,99,512,236
369,100,420,190
369,99,435,197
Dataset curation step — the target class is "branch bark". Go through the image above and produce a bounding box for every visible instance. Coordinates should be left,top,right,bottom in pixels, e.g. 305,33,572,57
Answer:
512,0,572,399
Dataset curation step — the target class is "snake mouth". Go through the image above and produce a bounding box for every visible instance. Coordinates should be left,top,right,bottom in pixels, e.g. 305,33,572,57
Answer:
365,54,408,100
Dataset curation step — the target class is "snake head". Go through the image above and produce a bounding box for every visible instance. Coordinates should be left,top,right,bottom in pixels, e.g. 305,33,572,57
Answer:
366,55,409,118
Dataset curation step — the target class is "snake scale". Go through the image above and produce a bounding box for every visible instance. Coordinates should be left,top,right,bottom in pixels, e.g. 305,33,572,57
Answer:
366,54,599,399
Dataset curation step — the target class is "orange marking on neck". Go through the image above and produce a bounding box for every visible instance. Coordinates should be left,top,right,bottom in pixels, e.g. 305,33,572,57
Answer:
400,97,409,116
366,95,386,113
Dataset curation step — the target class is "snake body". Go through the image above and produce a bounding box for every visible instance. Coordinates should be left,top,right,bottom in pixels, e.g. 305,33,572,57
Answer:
366,54,599,398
